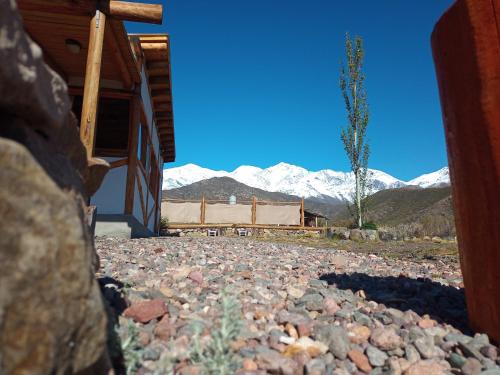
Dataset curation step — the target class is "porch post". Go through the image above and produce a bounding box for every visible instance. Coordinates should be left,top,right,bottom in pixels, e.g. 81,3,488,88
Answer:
80,8,106,159
300,198,305,227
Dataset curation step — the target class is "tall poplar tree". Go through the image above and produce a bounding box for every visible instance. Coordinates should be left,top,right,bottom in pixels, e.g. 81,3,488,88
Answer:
340,33,370,228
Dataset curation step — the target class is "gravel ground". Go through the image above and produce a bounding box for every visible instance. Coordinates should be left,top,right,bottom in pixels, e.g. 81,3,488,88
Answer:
96,236,500,375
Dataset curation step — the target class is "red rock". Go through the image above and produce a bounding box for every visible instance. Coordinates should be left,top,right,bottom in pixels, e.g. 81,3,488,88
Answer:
188,271,203,284
418,318,437,329
154,315,175,340
123,299,168,323
153,247,164,253
242,358,258,371
324,297,340,315
370,327,403,350
348,349,373,373
349,325,371,344
297,322,312,337
403,360,447,375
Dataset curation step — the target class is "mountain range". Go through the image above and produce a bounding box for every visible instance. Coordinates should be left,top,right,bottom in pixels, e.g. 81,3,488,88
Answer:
162,163,450,203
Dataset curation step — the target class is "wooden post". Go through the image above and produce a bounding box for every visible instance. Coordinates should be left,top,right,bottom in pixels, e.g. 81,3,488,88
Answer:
80,8,106,159
252,196,257,225
200,196,206,224
300,198,305,227
432,0,500,342
124,95,141,214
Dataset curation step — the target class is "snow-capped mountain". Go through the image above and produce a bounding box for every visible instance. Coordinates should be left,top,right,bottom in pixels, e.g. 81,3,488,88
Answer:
162,163,450,202
407,167,450,188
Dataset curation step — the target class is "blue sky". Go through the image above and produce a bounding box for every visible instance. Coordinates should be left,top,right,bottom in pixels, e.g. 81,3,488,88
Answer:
126,0,454,181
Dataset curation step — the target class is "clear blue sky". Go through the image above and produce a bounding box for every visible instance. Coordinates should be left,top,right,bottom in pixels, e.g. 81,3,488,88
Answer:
126,0,454,180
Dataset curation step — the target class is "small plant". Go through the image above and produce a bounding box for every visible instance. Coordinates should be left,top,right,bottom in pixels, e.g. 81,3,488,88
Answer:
121,321,143,374
189,294,242,375
361,221,377,230
160,217,169,229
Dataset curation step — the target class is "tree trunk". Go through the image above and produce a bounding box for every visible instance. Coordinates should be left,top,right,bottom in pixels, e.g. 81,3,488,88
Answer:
355,169,362,228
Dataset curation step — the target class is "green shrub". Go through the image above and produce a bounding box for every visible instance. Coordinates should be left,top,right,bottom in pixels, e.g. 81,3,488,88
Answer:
160,217,168,229
189,294,242,374
361,221,377,230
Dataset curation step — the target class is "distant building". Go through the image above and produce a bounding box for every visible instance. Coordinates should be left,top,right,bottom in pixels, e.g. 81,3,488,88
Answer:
18,1,175,237
304,210,328,227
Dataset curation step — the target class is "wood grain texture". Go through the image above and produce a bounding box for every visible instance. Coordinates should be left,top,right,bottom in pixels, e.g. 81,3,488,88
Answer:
17,0,163,24
80,9,106,159
432,0,500,342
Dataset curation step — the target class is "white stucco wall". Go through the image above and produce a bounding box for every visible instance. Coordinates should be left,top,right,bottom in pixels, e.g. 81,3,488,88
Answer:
133,176,142,225
141,65,154,132
91,157,126,214
151,123,160,157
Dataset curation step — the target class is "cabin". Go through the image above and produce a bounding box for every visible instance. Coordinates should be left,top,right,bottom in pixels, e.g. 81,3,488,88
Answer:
304,210,329,227
17,0,175,238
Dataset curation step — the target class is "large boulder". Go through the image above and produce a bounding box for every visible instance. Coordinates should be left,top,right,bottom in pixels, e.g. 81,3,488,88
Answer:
0,1,111,374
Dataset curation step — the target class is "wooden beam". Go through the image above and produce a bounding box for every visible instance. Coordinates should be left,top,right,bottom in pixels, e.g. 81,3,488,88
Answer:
106,21,133,89
147,68,169,77
432,0,500,342
153,94,172,102
149,76,170,85
80,8,106,160
150,83,170,90
109,157,128,169
147,61,170,69
164,224,323,231
124,95,140,214
17,0,163,24
107,1,163,24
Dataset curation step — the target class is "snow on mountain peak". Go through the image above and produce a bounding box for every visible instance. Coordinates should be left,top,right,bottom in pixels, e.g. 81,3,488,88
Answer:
408,167,450,188
163,163,450,201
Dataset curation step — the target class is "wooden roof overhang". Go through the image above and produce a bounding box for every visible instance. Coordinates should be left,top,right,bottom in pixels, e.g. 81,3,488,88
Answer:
17,1,142,91
136,34,175,162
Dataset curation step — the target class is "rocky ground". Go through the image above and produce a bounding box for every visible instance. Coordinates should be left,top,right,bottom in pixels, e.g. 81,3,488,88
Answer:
96,237,500,375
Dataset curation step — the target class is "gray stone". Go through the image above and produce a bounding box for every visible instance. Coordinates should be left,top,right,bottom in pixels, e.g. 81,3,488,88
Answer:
315,325,351,360
405,344,421,363
0,139,109,373
361,229,378,241
444,333,472,344
460,342,485,361
414,335,438,359
306,358,327,375
350,229,363,241
462,358,483,375
370,327,403,351
448,352,467,369
298,293,324,311
366,345,388,367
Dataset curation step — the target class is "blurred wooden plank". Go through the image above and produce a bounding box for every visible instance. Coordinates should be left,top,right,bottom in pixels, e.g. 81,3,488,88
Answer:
432,0,500,342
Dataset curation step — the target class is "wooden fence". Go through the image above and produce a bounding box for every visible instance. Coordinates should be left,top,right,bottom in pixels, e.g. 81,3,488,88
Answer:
161,197,307,229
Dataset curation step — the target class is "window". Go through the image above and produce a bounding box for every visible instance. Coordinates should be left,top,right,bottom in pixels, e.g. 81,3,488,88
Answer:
71,95,130,157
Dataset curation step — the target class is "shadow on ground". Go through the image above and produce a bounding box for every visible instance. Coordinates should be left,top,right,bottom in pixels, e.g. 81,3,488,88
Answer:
319,272,470,333
98,276,129,375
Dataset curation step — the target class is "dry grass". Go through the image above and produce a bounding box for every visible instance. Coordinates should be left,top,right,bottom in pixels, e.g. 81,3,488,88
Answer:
254,234,459,263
